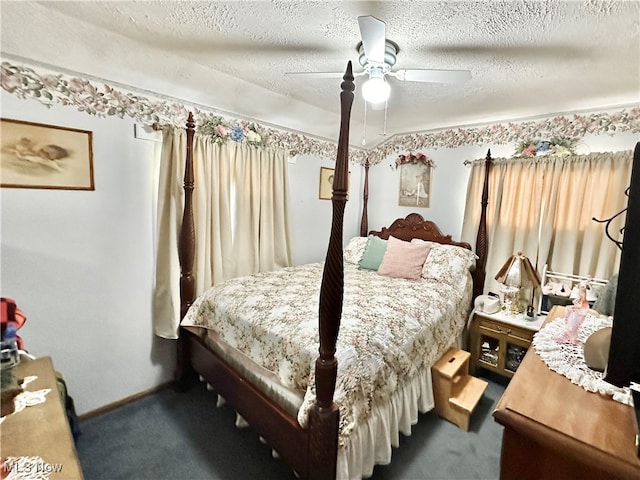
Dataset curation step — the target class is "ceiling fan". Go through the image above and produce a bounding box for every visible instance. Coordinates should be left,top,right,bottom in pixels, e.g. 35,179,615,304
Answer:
286,15,472,105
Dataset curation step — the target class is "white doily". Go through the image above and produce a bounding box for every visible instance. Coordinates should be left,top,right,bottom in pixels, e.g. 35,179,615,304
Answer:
1,456,57,480
533,314,633,406
0,375,51,424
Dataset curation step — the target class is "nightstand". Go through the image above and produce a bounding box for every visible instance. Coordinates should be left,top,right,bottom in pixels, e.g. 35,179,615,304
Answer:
469,308,546,378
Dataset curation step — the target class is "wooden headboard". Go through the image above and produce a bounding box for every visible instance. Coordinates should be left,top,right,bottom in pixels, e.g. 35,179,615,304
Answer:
369,213,472,250
367,147,493,301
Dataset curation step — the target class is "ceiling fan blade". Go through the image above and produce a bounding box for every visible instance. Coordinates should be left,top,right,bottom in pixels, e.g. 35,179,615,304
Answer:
357,15,386,63
284,71,345,79
285,70,367,78
395,68,472,84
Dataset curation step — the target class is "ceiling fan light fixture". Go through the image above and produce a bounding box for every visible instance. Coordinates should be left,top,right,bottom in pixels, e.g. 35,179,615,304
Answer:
362,76,390,104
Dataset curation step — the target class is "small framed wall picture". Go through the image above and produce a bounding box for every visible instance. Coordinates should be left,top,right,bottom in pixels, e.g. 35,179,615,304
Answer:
319,166,350,200
319,166,334,200
1,118,95,190
396,153,433,208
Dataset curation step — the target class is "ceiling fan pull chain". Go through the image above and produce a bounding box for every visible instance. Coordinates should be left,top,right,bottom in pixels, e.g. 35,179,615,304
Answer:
383,101,388,136
362,101,368,146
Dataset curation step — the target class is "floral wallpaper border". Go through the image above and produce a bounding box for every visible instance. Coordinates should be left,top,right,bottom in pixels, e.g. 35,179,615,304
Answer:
2,60,640,166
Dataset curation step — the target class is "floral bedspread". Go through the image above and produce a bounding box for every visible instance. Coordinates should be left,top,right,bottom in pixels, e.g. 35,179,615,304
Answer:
182,262,472,445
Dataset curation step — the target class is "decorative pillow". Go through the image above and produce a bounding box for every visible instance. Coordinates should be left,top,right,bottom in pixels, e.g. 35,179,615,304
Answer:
358,235,388,271
377,236,431,280
420,242,477,283
343,236,369,264
411,239,439,278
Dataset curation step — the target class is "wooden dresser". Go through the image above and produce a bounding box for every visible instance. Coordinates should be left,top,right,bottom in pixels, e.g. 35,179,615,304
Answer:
1,356,83,479
493,306,640,480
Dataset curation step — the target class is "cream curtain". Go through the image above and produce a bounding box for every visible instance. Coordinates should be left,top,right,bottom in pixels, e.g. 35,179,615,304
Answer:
462,151,632,295
230,145,294,277
153,127,293,339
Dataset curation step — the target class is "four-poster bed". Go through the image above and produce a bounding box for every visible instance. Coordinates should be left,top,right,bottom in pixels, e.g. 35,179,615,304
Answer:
174,62,491,479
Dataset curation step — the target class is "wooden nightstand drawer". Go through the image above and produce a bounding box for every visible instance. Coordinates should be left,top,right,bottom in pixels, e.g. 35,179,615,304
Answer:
477,320,504,335
478,319,534,340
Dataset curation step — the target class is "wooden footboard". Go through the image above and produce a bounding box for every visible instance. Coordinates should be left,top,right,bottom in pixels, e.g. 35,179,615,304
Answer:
182,327,309,476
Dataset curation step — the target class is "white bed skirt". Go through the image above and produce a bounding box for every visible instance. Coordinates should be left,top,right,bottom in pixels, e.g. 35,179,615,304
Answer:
200,328,462,479
337,367,435,479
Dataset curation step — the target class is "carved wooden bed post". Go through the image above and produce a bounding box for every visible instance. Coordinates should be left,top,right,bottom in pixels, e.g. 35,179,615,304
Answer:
472,149,492,298
360,158,370,237
175,112,196,385
308,62,354,480
180,112,197,318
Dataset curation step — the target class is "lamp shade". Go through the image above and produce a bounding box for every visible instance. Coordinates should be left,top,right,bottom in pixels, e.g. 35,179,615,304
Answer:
495,252,541,288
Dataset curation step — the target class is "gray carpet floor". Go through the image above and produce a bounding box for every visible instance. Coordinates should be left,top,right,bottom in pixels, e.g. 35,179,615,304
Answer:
76,372,507,480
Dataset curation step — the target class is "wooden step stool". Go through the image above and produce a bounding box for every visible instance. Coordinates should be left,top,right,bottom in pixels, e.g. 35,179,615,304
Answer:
431,347,488,431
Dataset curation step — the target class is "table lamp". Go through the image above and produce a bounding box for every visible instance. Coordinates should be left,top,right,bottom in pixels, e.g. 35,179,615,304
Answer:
495,252,541,317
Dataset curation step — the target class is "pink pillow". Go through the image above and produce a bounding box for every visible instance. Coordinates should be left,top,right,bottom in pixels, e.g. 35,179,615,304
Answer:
377,236,431,280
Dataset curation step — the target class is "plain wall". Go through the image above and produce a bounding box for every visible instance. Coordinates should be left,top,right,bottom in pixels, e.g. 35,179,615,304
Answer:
1,92,174,415
287,154,364,266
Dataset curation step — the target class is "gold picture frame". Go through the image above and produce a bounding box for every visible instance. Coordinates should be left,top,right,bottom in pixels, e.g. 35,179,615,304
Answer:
319,166,350,200
1,118,95,190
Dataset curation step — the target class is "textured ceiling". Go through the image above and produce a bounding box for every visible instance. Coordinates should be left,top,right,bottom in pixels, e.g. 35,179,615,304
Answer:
1,1,639,147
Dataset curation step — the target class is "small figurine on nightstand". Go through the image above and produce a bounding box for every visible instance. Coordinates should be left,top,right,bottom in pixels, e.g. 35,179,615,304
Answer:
572,282,590,311
554,281,590,344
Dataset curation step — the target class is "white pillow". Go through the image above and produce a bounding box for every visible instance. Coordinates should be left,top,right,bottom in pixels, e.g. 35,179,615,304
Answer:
419,242,477,283
343,236,369,264
411,238,478,282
